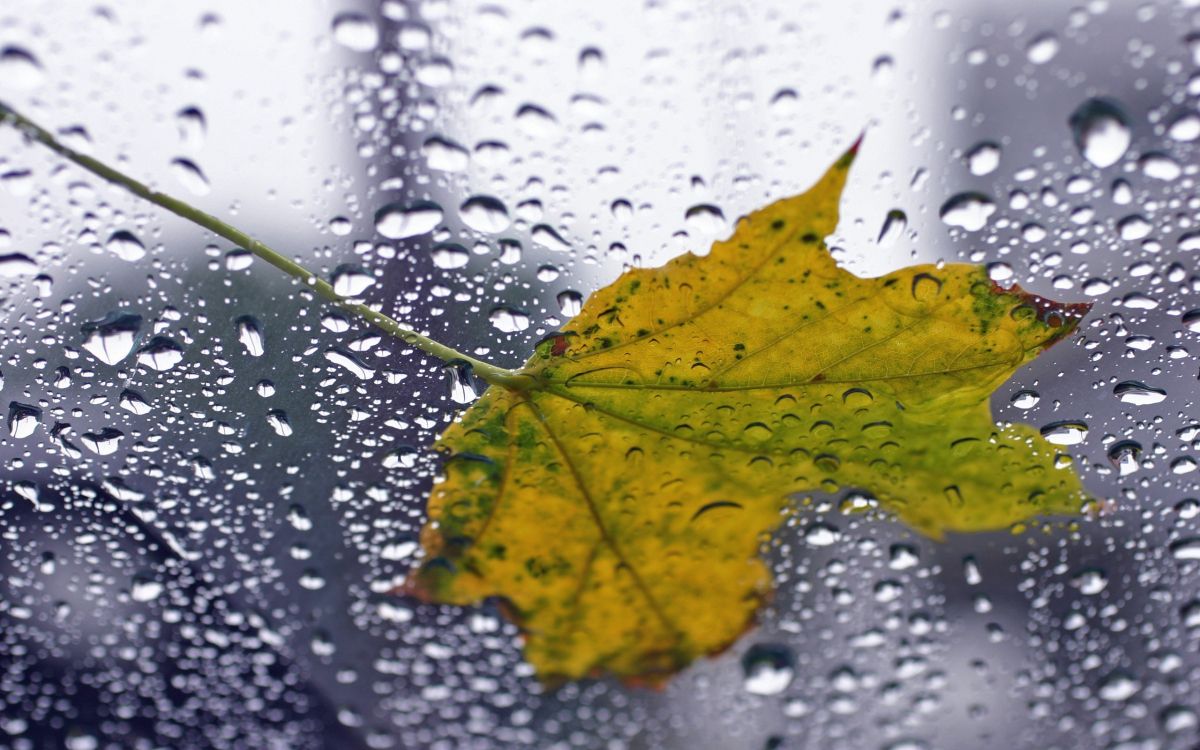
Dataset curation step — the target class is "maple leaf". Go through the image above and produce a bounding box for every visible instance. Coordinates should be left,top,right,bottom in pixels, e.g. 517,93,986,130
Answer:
403,143,1092,684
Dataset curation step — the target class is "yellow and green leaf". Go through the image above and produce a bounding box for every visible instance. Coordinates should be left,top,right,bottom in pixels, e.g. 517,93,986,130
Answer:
403,143,1091,685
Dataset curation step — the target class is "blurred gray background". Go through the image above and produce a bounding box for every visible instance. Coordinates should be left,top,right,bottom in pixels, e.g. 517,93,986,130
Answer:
0,0,1198,748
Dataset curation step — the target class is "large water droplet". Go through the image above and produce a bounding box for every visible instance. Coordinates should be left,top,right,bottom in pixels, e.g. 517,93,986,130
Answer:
170,158,210,195
0,253,37,277
81,427,124,456
81,312,143,366
235,315,265,357
0,47,44,90
965,142,1001,175
445,363,479,404
1040,420,1088,446
7,402,40,439
136,337,184,371
939,192,995,231
374,201,443,239
1069,97,1131,168
489,306,530,333
422,136,469,171
1113,380,1166,406
332,13,379,51
460,196,511,233
331,264,375,297
105,230,146,262
742,644,796,696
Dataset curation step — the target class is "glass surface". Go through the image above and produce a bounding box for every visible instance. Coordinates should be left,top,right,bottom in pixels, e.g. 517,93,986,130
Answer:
1,1,1198,748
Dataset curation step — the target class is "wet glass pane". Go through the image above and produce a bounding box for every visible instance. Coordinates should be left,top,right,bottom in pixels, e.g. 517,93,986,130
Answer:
0,1,1198,748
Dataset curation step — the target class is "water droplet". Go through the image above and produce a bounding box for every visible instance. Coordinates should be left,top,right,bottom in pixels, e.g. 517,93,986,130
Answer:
1117,214,1151,241
684,204,727,236
489,306,530,333
1168,111,1200,141
81,427,123,456
430,243,469,269
0,47,44,90
374,201,443,239
556,290,583,317
1040,420,1088,446
1025,33,1060,64
966,141,1001,175
119,389,151,416
175,106,206,149
1182,310,1200,333
105,230,146,262
1172,537,1200,560
1140,152,1181,181
804,522,841,547
1069,97,1131,168
939,192,995,231
1098,671,1140,701
532,224,571,252
130,576,163,603
422,136,469,171
266,410,292,437
877,209,907,246
332,12,379,51
7,402,40,439
1113,380,1166,405
514,104,558,137
383,446,418,469
235,315,265,357
460,196,511,233
170,158,210,195
324,348,375,380
741,644,795,696
81,312,143,366
1072,567,1108,595
1107,440,1141,476
136,337,184,371
445,363,479,404
1010,390,1040,409
0,253,37,276
331,264,375,297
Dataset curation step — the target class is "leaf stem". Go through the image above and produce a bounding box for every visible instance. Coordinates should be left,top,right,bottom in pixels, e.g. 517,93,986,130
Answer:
0,100,526,388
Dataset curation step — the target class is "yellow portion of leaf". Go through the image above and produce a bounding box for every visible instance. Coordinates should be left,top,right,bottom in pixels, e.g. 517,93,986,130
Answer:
407,145,1090,684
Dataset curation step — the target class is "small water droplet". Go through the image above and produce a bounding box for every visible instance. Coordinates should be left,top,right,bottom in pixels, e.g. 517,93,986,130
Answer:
1010,390,1040,409
175,106,206,149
